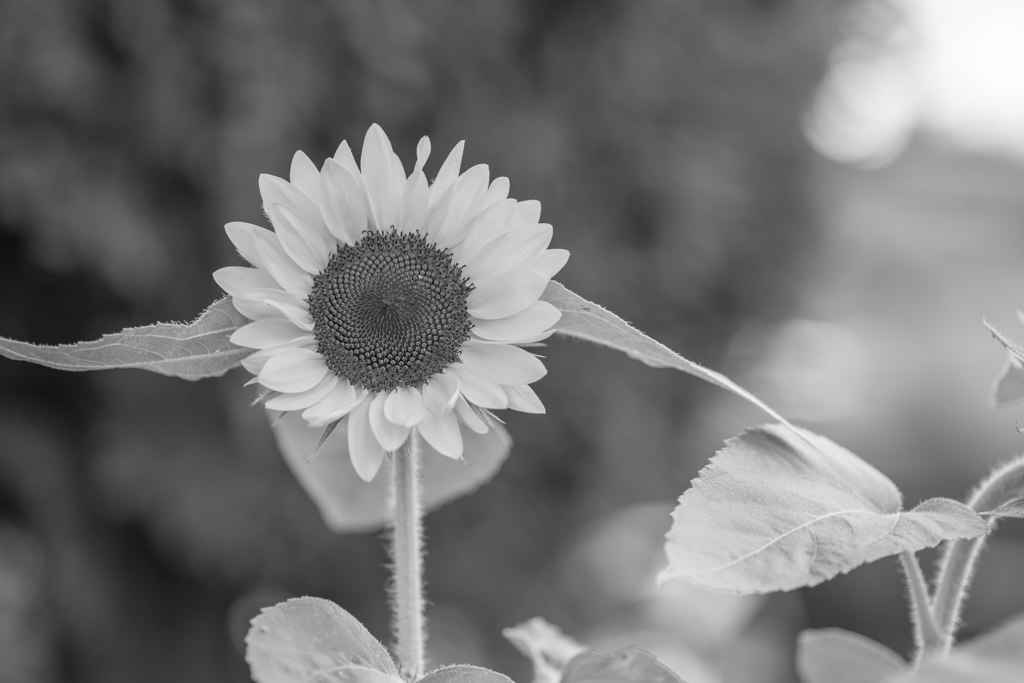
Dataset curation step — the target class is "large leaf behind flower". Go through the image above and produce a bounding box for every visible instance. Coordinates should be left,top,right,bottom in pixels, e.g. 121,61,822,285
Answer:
661,424,988,593
0,297,248,380
541,282,792,428
273,412,510,533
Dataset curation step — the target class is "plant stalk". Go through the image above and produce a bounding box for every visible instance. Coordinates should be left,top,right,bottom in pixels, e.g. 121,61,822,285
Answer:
932,455,1024,649
390,430,426,681
899,551,943,661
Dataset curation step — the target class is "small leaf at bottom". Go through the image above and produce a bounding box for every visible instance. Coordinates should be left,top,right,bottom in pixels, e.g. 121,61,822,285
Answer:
246,596,400,683
797,628,908,683
560,647,686,683
896,613,1024,682
418,665,515,682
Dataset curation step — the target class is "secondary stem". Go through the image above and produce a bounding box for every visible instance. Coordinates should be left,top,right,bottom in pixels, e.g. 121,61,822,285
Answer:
932,455,1024,649
898,551,943,661
390,430,426,681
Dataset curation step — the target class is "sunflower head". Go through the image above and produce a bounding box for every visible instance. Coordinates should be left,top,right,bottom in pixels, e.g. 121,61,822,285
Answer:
215,125,568,481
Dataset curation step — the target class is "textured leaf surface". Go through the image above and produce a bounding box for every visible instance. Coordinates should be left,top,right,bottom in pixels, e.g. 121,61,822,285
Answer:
246,596,400,683
981,498,1024,519
985,318,1024,407
418,665,514,683
560,647,686,683
0,297,248,380
542,281,792,428
274,412,511,533
503,617,585,683
661,424,988,593
797,628,908,683
896,614,1024,683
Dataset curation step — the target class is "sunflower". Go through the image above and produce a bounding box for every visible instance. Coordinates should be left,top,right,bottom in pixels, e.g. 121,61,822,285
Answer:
214,125,568,481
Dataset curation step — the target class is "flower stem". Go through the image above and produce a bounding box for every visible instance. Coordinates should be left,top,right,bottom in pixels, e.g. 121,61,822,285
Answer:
899,551,943,661
390,430,426,681
932,455,1024,649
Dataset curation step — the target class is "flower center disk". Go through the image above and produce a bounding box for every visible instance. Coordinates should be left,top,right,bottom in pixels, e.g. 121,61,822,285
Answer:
307,230,474,393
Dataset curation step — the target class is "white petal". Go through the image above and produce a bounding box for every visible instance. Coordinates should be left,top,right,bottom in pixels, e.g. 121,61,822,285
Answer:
422,373,460,416
268,202,329,274
534,249,570,278
320,158,371,245
289,151,321,199
431,164,489,247
333,140,361,176
483,176,510,209
259,174,333,246
361,124,405,231
258,348,328,393
454,396,490,434
369,391,412,452
235,288,314,330
302,381,366,426
240,338,314,375
515,200,541,224
254,236,313,296
347,398,386,481
471,301,561,342
225,222,274,270
213,266,277,296
264,375,339,411
384,387,428,427
505,384,545,414
417,410,463,460
449,363,508,410
460,340,547,385
413,136,431,175
466,223,552,281
231,318,311,349
397,171,429,234
452,199,516,265
467,269,549,320
429,140,464,208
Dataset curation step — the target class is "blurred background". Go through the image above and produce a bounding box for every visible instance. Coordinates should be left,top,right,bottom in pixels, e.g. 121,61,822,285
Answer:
1,1,1023,681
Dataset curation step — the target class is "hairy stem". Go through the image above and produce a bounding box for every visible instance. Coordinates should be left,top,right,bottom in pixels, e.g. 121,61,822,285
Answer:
390,431,426,681
899,551,943,661
932,455,1024,649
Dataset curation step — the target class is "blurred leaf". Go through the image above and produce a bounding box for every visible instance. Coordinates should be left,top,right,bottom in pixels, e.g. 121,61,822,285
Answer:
796,628,908,683
560,647,686,683
246,596,400,683
985,318,1024,407
661,424,988,593
418,665,515,682
895,614,1024,683
503,617,585,683
0,297,247,380
273,412,511,533
980,498,1024,519
542,282,793,428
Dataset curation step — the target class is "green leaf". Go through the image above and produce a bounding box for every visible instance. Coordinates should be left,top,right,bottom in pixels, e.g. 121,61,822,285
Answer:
985,318,1024,407
417,665,515,683
895,614,1024,682
560,647,687,683
661,424,988,593
0,297,248,380
796,628,908,683
503,617,585,683
542,282,792,428
981,498,1024,519
246,596,401,683
273,412,511,533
